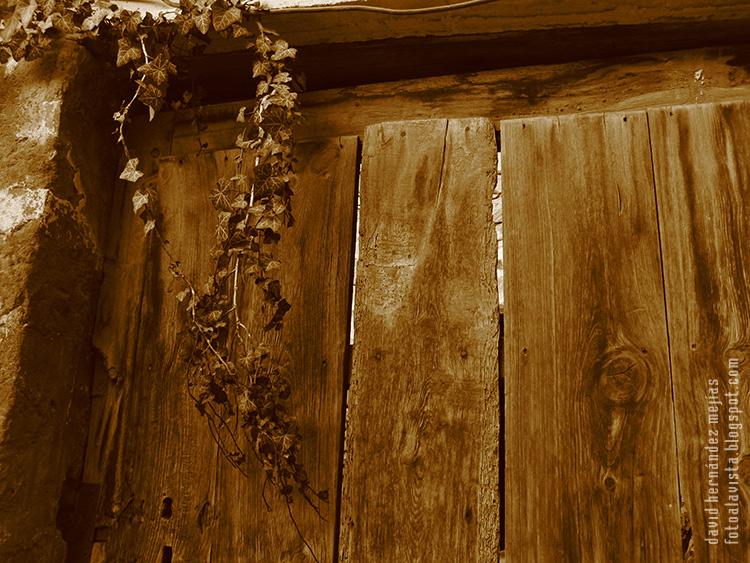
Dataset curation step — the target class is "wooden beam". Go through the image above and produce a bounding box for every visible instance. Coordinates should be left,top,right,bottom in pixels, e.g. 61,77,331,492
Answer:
144,44,750,157
124,0,750,47
177,21,750,96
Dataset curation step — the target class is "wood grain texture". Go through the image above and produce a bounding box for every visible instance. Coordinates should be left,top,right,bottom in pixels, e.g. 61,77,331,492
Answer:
92,151,221,561
649,101,750,561
182,21,750,96
85,138,357,561
163,45,750,150
339,118,500,562
502,111,682,561
79,126,172,562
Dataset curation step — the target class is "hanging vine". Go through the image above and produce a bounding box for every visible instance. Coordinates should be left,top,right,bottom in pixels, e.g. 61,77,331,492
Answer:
1,0,325,555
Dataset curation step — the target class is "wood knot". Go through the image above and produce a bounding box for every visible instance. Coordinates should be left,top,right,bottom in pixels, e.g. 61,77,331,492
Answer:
596,348,649,407
603,475,617,491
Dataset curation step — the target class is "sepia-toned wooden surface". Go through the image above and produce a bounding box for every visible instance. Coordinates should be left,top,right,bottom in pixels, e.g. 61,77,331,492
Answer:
80,92,750,561
83,138,358,561
156,45,750,150
339,118,500,562
649,100,750,561
502,112,683,561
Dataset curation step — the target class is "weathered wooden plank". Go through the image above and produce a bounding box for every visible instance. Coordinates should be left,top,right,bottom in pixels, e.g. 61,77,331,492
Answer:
76,126,173,563
648,101,750,561
339,118,500,562
95,152,222,561
165,44,750,150
88,137,357,561
209,137,358,562
502,112,682,561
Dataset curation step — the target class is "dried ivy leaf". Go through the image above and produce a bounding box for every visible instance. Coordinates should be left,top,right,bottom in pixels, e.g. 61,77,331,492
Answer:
118,10,142,34
271,40,296,61
232,23,250,38
137,82,165,116
36,15,54,33
143,219,155,236
173,12,194,35
81,8,111,32
15,0,38,28
264,298,291,331
252,59,272,78
51,11,78,34
176,288,190,302
116,37,142,67
212,5,241,32
255,33,273,56
137,52,177,86
121,158,144,183
270,85,297,110
132,189,148,213
193,10,211,35
256,215,282,233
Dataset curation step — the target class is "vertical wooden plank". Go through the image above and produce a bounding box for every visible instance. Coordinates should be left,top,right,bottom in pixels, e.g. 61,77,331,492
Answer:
79,123,174,562
97,151,221,561
210,137,358,562
502,112,682,561
89,136,357,561
339,118,500,562
649,101,750,561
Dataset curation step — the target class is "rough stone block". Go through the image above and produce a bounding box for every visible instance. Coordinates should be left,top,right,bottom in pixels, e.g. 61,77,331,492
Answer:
0,41,122,561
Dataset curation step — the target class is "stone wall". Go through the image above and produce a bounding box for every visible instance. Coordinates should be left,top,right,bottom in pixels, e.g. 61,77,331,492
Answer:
0,42,121,561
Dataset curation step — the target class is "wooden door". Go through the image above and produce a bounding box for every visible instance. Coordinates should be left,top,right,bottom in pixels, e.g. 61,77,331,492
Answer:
79,102,750,562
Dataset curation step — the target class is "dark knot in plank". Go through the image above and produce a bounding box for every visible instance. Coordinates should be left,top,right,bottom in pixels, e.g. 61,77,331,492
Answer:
596,347,650,408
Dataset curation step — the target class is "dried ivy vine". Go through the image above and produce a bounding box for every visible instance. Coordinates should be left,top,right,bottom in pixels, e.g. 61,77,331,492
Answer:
1,0,325,556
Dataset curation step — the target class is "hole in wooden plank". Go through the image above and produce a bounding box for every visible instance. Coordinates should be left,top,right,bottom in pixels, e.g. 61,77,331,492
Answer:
161,546,173,563
160,497,173,519
681,499,694,558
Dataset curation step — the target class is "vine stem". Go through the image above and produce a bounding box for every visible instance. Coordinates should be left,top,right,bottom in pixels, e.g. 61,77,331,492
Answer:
114,36,151,158
286,501,321,563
